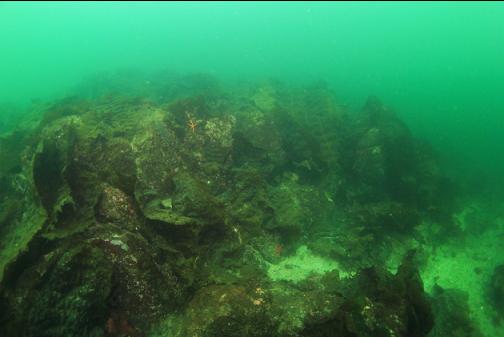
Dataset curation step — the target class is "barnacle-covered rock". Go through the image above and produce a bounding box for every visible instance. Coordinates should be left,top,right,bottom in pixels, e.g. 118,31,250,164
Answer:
95,185,139,231
203,115,236,165
0,223,183,337
181,284,280,337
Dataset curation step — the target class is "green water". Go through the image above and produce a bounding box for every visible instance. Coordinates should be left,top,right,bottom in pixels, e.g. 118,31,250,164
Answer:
1,2,503,176
0,2,503,337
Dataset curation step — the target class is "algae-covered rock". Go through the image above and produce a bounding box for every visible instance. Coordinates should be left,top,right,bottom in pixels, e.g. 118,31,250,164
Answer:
300,252,433,337
0,195,46,282
344,96,416,201
132,120,186,222
489,264,504,317
0,132,47,281
0,130,31,175
175,251,433,337
33,116,80,221
137,164,225,227
233,103,285,170
228,166,275,231
267,174,324,244
0,77,452,337
252,83,278,112
428,285,484,337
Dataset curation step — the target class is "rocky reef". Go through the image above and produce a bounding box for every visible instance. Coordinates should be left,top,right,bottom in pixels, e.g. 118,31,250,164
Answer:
0,75,483,337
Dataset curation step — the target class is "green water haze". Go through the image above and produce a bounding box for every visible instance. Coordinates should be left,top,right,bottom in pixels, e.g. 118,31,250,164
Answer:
1,2,503,177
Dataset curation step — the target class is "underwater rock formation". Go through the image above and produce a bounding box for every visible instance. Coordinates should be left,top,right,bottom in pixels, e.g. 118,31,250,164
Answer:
428,285,484,337
489,264,504,318
0,77,459,337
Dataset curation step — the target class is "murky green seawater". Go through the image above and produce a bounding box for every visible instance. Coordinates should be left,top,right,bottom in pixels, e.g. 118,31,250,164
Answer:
0,2,503,337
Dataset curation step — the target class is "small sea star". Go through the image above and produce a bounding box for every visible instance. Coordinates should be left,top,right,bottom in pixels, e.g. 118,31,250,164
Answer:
187,118,197,133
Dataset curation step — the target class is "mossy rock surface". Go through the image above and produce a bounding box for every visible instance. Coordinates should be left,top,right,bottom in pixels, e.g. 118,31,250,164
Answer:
0,77,458,337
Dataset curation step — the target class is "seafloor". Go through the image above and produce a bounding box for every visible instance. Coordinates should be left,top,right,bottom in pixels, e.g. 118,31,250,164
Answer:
0,73,502,337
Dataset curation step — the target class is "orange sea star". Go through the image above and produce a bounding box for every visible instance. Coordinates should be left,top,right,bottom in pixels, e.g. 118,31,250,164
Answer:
187,118,197,133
